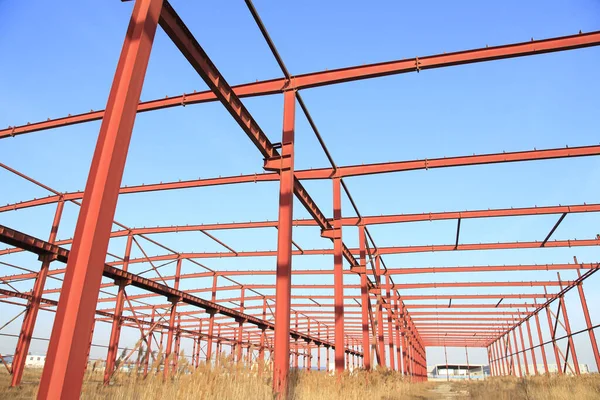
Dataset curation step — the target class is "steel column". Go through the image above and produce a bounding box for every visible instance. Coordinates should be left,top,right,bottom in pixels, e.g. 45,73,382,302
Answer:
358,225,371,370
558,295,580,374
525,319,538,374
385,275,395,370
10,200,64,387
272,89,296,397
103,234,133,384
206,274,218,361
576,279,600,371
36,1,163,397
534,310,549,374
546,305,562,374
518,324,529,376
333,176,345,373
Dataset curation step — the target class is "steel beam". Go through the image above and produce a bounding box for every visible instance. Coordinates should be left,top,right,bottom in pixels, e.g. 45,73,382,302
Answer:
3,31,600,138
36,1,163,397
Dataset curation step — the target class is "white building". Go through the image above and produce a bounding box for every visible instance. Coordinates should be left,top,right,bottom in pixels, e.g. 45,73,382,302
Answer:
25,354,46,368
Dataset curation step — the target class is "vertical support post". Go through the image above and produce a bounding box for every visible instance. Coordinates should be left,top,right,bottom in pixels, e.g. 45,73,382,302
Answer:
293,312,299,369
558,295,580,375
506,333,515,375
317,322,321,371
525,319,538,375
401,313,408,375
444,345,449,381
511,330,522,377
36,1,163,397
173,314,181,374
385,275,395,371
534,310,549,374
163,258,182,379
332,176,345,374
272,89,295,398
518,324,529,376
375,256,386,368
11,199,64,387
143,307,155,377
466,346,471,380
258,298,267,374
358,225,371,371
104,233,133,385
545,305,562,374
236,288,245,364
394,296,402,372
206,274,218,362
576,279,600,372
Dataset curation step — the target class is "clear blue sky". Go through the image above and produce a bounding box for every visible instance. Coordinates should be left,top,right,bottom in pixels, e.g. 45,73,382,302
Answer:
1,0,599,371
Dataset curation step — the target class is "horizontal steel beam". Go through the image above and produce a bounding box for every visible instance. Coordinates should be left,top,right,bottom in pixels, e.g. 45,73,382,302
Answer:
2,31,599,138
4,153,600,213
0,224,360,354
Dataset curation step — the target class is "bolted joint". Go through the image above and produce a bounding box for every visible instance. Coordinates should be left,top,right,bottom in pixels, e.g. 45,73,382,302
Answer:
38,253,58,263
113,277,132,287
234,317,247,324
263,153,292,172
167,295,182,304
320,228,341,239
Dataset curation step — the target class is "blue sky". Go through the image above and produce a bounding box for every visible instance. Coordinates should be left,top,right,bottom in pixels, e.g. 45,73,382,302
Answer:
1,0,599,371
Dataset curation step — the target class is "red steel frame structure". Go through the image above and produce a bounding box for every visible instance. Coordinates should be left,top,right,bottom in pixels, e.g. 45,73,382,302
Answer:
0,1,599,399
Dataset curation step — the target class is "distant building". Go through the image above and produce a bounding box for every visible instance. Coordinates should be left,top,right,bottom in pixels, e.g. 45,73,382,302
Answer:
25,354,46,368
428,364,487,380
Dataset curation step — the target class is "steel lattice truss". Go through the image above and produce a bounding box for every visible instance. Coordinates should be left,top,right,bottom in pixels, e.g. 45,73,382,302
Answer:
0,0,599,398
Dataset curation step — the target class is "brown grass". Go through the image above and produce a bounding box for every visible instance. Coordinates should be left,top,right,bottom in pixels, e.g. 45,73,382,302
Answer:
2,363,598,400
458,374,600,400
0,361,433,400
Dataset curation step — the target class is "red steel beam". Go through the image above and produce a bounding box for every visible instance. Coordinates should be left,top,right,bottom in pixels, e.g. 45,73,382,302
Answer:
4,161,600,215
31,238,587,264
37,1,163,398
0,225,359,355
0,262,594,284
3,31,599,138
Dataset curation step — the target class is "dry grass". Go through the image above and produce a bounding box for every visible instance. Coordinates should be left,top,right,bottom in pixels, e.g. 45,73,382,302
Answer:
0,361,433,400
3,363,598,400
459,374,600,400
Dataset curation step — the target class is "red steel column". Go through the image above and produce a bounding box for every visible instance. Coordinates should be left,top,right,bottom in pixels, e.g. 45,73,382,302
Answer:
104,234,133,384
506,333,515,375
206,274,218,362
317,323,321,371
358,225,371,371
576,280,600,371
558,295,580,374
164,258,182,379
401,314,408,375
385,275,395,370
173,314,181,374
394,296,402,372
518,325,530,376
545,305,562,374
466,346,471,380
333,176,345,374
37,1,162,397
258,298,267,373
534,311,549,374
375,256,386,368
491,342,498,376
236,288,245,364
525,319,538,375
272,89,296,397
11,199,64,387
511,330,522,377
143,307,155,377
